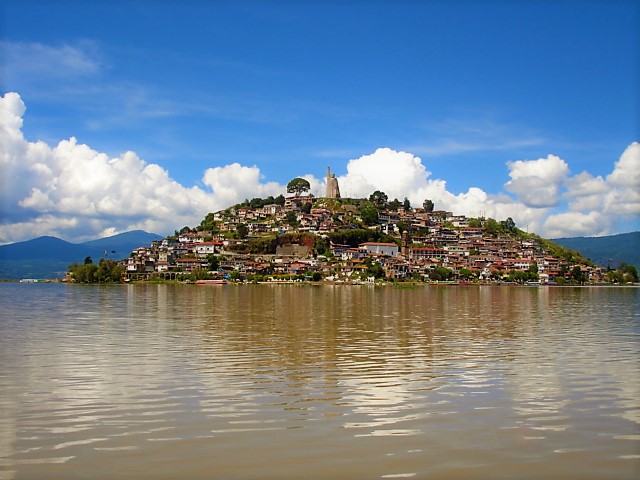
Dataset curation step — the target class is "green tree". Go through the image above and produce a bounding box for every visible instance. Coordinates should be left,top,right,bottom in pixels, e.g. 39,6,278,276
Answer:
236,223,249,239
459,268,474,280
84,256,93,265
369,190,388,208
430,266,453,281
249,197,264,208
606,270,624,284
505,270,529,283
484,218,501,236
423,199,434,212
287,177,311,196
95,259,124,283
189,268,212,281
285,211,298,227
621,263,639,283
274,194,285,205
558,264,569,278
388,198,401,210
396,221,409,235
207,254,220,271
571,265,586,284
403,197,411,210
360,202,379,226
69,262,98,283
527,262,539,281
501,217,516,232
364,257,385,279
314,236,329,256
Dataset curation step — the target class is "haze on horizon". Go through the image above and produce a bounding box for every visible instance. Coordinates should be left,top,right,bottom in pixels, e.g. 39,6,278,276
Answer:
1,0,638,245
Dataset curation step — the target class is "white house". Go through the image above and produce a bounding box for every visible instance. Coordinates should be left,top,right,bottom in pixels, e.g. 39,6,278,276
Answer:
360,242,399,257
195,242,222,258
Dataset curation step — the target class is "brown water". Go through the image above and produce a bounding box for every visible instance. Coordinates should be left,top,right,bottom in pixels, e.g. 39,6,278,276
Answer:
0,283,638,479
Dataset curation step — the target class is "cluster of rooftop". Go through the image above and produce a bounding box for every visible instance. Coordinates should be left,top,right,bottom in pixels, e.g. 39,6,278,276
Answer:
124,174,603,285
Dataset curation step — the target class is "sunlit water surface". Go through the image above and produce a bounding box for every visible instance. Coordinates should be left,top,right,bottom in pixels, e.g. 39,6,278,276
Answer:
0,283,638,479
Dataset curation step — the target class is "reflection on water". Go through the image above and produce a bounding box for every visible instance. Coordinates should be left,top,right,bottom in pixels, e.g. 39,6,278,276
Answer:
0,284,638,479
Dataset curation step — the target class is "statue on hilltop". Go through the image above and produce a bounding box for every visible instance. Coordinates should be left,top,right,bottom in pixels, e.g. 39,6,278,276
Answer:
325,167,341,199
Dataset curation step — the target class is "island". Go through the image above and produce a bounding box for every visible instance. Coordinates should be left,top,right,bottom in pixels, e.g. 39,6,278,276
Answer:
67,172,639,286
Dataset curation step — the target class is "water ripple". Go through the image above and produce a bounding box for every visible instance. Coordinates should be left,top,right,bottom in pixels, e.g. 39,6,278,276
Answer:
0,284,638,479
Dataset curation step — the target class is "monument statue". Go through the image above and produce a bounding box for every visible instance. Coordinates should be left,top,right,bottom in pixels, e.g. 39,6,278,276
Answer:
325,167,341,199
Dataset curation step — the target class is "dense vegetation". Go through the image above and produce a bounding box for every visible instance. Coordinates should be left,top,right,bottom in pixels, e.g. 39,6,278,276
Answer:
68,257,124,283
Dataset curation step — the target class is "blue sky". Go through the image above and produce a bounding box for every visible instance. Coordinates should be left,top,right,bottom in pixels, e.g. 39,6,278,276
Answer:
1,0,638,243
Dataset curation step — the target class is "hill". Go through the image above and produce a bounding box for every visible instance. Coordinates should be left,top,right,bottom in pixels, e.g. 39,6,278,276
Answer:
82,230,163,254
0,231,163,279
552,232,639,269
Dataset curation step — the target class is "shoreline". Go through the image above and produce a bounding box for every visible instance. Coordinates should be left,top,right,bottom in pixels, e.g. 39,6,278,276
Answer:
2,278,638,288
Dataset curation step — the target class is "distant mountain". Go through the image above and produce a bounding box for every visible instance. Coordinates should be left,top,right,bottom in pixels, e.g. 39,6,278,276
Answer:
82,230,164,254
0,230,163,279
552,231,639,269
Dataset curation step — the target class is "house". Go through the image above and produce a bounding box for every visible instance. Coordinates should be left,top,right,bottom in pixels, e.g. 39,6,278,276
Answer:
505,258,536,272
330,243,351,256
384,258,410,280
289,261,310,275
263,204,282,216
178,232,203,244
360,242,399,257
175,257,207,272
337,259,367,276
408,247,447,261
155,261,169,272
341,248,367,261
195,241,223,258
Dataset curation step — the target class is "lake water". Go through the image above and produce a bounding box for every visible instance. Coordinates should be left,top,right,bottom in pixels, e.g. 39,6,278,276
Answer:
0,283,638,479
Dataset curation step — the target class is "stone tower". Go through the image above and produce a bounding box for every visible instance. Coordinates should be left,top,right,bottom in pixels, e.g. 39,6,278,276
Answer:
325,167,341,198
401,231,410,257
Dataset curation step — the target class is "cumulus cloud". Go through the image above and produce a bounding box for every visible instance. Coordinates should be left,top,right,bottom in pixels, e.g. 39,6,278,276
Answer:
333,146,638,238
607,142,640,187
333,148,552,234
542,211,607,239
202,163,283,208
504,155,570,208
0,92,286,244
0,92,638,243
338,148,431,198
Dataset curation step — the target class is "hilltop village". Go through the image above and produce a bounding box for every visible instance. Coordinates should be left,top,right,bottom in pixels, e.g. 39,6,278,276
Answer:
112,169,616,286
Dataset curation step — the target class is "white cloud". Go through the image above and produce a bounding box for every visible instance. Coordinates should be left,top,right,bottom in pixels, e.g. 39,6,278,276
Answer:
541,142,640,236
202,163,283,208
607,142,640,187
0,92,638,244
504,155,570,208
564,172,608,198
334,146,639,238
542,211,608,238
333,148,552,234
0,40,101,81
338,148,430,199
0,92,286,244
